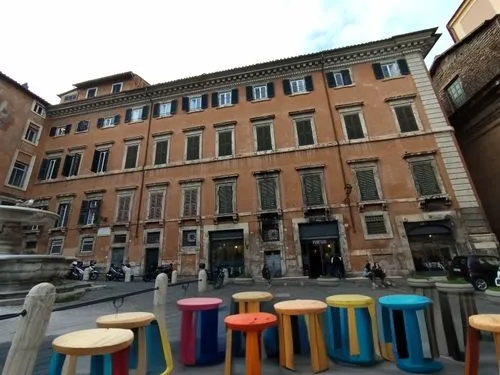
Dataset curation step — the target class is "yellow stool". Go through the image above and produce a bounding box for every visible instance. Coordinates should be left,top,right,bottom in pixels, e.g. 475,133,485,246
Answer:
274,299,328,373
465,314,500,375
325,294,381,365
232,291,273,313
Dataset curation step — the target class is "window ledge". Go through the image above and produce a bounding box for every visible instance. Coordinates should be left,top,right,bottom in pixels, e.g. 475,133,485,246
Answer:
156,114,172,119
290,91,310,97
418,194,450,202
257,209,282,217
22,139,39,146
112,222,130,228
144,219,164,225
75,130,89,134
358,200,388,212
49,227,66,233
78,224,98,230
364,234,394,240
4,184,26,191
214,213,239,224
215,155,234,160
100,125,116,130
178,216,201,225
216,104,234,110
333,84,355,90
254,150,275,155
187,109,203,114
382,75,405,82
128,120,145,125
251,98,271,103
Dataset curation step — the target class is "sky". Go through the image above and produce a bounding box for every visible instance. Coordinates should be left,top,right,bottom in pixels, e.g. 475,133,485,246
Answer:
1,0,462,104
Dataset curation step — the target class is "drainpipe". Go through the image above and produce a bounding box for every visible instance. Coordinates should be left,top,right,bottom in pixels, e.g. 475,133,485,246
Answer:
134,88,154,239
319,54,356,232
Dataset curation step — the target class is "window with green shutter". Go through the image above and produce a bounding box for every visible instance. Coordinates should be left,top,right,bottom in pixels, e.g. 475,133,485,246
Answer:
217,130,233,157
217,184,234,214
258,177,278,211
124,144,138,169
295,118,315,146
255,124,273,151
343,113,365,140
394,105,419,133
355,168,380,201
186,134,201,161
410,160,442,196
154,139,169,165
301,173,325,206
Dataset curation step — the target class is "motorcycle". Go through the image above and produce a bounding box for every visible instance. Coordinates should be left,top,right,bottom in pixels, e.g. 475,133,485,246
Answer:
67,261,84,280
143,263,172,282
106,263,134,282
85,260,99,281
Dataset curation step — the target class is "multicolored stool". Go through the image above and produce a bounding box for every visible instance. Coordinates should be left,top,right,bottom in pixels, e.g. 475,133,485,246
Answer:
324,294,381,365
379,294,443,374
230,291,273,357
465,314,500,375
224,313,278,375
274,299,329,373
177,297,225,366
49,328,134,375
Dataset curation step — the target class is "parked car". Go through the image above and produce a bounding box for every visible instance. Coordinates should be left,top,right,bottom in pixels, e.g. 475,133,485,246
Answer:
448,255,500,291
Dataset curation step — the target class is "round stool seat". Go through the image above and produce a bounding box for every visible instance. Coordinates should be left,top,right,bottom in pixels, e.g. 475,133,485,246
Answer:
232,291,273,302
225,312,277,332
326,294,373,308
274,299,327,315
379,294,431,310
177,297,222,311
96,312,155,329
52,328,134,356
469,314,500,333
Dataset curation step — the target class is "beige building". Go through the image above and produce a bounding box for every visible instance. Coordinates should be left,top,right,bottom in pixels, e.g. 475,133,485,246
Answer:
447,0,500,42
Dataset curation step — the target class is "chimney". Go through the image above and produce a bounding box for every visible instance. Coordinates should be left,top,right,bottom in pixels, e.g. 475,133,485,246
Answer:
21,83,29,89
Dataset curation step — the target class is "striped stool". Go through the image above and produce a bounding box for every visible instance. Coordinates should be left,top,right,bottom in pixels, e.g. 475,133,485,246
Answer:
379,294,443,374
49,328,134,375
324,294,381,365
274,299,329,373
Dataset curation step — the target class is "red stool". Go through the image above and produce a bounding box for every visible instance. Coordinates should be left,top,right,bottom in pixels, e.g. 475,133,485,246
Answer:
224,312,278,375
177,297,224,366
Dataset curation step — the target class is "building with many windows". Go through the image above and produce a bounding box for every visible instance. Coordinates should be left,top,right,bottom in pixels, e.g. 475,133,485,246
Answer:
2,28,498,277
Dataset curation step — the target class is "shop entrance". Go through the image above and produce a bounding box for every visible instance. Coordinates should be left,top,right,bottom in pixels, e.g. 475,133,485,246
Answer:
209,229,245,277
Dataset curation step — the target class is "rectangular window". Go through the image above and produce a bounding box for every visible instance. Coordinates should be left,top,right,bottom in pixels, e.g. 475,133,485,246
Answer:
290,79,306,94
80,237,95,253
111,83,122,94
103,117,116,128
153,137,169,165
63,94,77,102
32,102,46,117
354,166,381,201
86,88,97,98
218,91,232,106
158,102,171,117
364,214,388,235
261,218,280,242
49,238,63,255
394,104,419,133
76,120,89,133
254,122,274,152
257,176,279,211
447,78,466,108
8,161,29,188
124,143,139,169
147,189,165,220
216,181,235,215
182,229,197,247
62,153,81,177
341,111,366,140
294,117,316,146
25,240,37,251
79,199,101,225
49,124,71,137
182,186,199,217
131,107,143,122
189,96,202,111
38,157,61,181
185,133,201,161
24,123,40,144
116,194,132,223
373,59,409,80
91,149,109,173
381,62,400,78
408,157,442,197
326,70,353,88
55,202,71,228
216,127,234,157
300,172,325,207
145,231,160,245
253,85,267,100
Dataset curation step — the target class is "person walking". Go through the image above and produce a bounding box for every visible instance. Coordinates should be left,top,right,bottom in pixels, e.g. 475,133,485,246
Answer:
262,263,272,288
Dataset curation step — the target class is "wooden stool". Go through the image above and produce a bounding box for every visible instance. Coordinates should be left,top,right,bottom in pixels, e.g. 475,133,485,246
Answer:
224,313,278,375
96,312,154,375
325,294,381,365
274,299,329,373
49,328,134,375
177,297,225,366
465,314,500,375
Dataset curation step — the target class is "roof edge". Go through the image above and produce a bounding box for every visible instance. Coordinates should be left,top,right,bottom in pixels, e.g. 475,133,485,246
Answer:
0,71,51,106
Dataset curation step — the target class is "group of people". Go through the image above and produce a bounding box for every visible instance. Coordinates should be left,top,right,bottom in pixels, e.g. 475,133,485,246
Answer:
363,262,391,288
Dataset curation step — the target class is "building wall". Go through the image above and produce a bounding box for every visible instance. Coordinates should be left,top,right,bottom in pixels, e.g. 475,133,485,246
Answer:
27,47,497,276
448,0,499,42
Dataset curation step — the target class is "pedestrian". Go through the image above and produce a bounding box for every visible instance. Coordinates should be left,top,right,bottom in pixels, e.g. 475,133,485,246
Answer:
262,263,272,288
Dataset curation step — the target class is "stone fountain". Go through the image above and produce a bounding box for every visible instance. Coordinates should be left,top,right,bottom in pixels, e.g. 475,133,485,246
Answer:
0,203,78,304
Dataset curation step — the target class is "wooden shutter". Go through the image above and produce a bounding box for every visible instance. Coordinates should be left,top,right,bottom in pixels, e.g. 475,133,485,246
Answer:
259,178,277,210
282,79,291,95
201,94,208,109
72,154,81,176
97,118,104,129
90,150,99,173
341,70,352,85
117,195,131,222
304,75,314,91
256,125,272,151
211,92,219,107
37,159,49,180
231,88,239,104
365,215,387,235
149,191,163,220
183,188,198,217
64,124,72,134
267,82,275,98
78,200,90,225
397,59,410,75
303,174,324,206
141,105,149,120
125,109,132,123
296,119,314,146
51,158,61,179
218,185,234,214
246,86,253,101
170,99,178,114
154,140,168,165
153,103,160,118
114,114,121,125
49,127,57,137
182,97,189,112
62,155,72,177
124,145,138,169
186,136,200,160
355,169,380,201
395,105,418,132
411,161,441,196
344,113,364,139
218,131,232,156
326,72,336,88
372,63,384,80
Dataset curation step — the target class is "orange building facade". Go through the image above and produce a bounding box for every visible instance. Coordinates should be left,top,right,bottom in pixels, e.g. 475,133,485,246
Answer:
2,28,498,277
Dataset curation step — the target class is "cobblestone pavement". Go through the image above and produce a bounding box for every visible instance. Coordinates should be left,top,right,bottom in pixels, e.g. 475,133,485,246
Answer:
0,279,498,374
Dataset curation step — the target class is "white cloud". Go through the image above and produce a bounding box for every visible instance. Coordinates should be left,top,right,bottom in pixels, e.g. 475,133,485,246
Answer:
1,0,461,103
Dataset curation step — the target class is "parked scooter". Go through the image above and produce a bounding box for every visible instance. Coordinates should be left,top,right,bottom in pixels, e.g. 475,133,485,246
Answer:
67,261,84,280
143,263,172,282
106,263,134,282
84,260,99,281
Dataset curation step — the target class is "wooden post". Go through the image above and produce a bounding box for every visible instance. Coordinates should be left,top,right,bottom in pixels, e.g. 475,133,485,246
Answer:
171,270,178,284
154,273,174,374
198,269,207,293
1,282,56,375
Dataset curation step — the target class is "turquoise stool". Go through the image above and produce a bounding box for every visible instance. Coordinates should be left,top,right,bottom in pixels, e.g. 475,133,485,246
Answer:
50,328,133,375
379,294,443,373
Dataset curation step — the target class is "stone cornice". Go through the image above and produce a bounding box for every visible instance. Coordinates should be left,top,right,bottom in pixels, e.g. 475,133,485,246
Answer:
47,29,437,119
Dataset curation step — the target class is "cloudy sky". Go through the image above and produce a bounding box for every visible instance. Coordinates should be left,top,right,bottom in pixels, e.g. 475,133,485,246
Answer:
2,0,461,104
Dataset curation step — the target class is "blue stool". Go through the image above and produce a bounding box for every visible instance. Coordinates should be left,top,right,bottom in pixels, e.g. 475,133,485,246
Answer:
379,294,443,373
324,294,381,365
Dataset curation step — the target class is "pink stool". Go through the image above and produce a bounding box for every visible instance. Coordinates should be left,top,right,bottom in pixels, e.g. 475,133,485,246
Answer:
177,297,225,366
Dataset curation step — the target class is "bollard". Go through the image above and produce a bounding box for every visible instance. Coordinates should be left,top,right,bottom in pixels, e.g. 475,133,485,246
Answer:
1,283,56,375
124,267,132,283
82,267,90,281
153,273,174,375
171,270,178,284
223,268,229,286
198,269,207,293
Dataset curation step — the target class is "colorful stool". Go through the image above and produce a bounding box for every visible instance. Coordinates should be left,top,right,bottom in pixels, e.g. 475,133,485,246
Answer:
231,291,273,357
379,294,443,374
49,328,134,375
224,313,278,375
97,312,168,375
274,299,329,373
324,294,381,365
177,297,225,366
465,314,500,375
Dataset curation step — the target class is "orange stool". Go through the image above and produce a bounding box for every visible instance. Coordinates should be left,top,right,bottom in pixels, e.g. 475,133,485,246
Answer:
465,314,500,375
224,313,278,375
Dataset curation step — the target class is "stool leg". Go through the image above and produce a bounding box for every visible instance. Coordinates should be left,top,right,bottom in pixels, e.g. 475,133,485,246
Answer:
279,314,294,370
347,307,360,356
64,356,78,375
307,313,328,373
49,352,66,375
403,310,424,365
495,333,500,375
111,348,130,375
246,332,261,375
225,328,233,375
247,301,260,313
464,325,479,375
137,327,147,375
90,355,105,375
180,310,195,365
